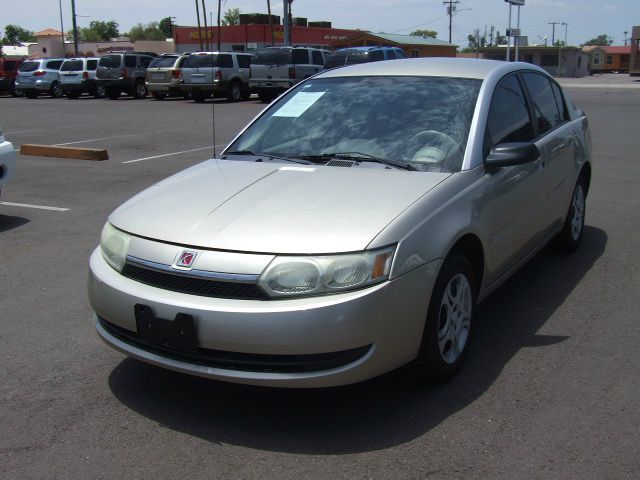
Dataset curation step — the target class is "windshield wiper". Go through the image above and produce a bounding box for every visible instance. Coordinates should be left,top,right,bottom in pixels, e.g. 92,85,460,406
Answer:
298,152,417,171
223,150,311,165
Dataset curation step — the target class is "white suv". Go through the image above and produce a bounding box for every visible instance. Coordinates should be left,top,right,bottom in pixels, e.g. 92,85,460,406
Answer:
60,57,104,99
0,124,16,199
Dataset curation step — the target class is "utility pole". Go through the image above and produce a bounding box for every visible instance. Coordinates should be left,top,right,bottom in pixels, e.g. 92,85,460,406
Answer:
267,0,275,45
624,31,629,46
548,21,560,45
217,0,221,51
70,0,79,54
490,25,495,46
561,22,568,45
58,0,65,55
443,0,459,44
194,0,203,50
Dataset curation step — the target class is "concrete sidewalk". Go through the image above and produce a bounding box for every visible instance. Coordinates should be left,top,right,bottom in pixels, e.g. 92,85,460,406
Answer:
558,73,640,89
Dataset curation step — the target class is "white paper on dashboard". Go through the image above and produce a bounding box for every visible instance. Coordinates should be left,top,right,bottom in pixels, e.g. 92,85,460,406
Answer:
272,91,325,117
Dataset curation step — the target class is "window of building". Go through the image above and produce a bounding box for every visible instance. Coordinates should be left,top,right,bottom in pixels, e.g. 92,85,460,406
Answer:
540,54,559,67
411,49,420,58
577,56,582,68
606,55,613,64
593,53,600,65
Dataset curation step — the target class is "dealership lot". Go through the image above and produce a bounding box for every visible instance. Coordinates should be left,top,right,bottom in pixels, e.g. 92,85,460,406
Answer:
1,85,639,479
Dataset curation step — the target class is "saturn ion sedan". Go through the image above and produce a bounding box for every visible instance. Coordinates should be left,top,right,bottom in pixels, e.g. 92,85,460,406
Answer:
89,58,592,388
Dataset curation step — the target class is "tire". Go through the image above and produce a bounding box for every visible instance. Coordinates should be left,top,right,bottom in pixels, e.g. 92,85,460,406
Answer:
152,92,166,100
552,174,587,253
106,87,121,100
66,91,81,99
192,91,209,103
226,81,242,102
50,81,63,98
132,80,147,99
93,84,106,99
414,253,476,383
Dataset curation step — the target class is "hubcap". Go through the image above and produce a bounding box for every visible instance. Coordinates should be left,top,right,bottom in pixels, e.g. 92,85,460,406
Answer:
570,185,585,241
437,273,472,364
232,85,240,100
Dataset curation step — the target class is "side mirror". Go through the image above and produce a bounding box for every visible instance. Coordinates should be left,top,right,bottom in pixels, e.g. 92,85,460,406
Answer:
485,142,540,170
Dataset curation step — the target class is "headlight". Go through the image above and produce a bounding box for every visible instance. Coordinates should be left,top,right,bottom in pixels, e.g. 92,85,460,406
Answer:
100,222,131,272
258,246,395,298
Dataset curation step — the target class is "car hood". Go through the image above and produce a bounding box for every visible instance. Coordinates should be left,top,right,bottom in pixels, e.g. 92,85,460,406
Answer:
110,159,449,254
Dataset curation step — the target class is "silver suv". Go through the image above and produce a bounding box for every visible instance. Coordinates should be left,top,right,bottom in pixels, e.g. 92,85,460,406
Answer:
181,51,252,103
145,53,191,100
15,58,65,98
96,52,157,99
59,57,104,99
250,47,330,102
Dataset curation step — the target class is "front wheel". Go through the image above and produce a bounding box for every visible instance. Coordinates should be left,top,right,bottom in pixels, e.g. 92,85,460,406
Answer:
414,253,476,383
553,175,587,252
50,81,63,98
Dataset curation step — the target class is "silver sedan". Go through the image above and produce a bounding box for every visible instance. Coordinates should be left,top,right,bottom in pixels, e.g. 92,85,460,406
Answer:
88,58,592,387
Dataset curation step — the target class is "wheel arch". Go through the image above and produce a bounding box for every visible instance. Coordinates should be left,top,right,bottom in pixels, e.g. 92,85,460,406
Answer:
579,161,592,197
446,233,485,294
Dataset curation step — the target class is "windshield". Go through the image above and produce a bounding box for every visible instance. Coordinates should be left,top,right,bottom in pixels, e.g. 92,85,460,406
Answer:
61,60,83,71
99,55,121,68
253,48,291,65
228,76,481,172
19,61,40,72
149,56,178,68
324,51,368,68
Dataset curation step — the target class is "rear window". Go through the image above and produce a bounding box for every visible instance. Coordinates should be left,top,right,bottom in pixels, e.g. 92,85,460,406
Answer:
99,55,121,68
149,56,178,68
183,54,221,68
87,59,98,70
324,51,368,68
19,61,40,72
61,60,84,71
253,48,291,65
45,60,63,70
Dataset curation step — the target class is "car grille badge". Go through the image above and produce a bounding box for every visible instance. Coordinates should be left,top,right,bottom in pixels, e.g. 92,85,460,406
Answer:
173,249,198,270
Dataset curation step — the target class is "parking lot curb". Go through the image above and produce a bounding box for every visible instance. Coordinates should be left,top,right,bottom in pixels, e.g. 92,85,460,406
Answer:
20,144,109,161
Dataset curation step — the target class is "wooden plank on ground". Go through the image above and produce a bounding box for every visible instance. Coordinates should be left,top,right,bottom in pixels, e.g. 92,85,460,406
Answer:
20,144,109,161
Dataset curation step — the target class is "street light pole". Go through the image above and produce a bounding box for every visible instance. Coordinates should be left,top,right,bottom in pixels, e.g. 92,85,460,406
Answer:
70,0,79,54
562,22,568,45
58,0,65,56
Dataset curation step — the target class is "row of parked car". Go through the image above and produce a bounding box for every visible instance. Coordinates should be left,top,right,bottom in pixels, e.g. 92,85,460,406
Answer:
1,46,407,103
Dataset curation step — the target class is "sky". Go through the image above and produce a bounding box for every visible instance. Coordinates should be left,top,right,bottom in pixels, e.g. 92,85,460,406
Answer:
2,0,637,47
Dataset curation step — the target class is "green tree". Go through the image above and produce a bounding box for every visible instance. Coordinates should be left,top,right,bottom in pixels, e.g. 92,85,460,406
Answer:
159,17,173,38
89,20,119,40
127,22,166,41
4,24,36,45
583,34,611,46
222,8,241,26
495,30,506,45
410,29,438,38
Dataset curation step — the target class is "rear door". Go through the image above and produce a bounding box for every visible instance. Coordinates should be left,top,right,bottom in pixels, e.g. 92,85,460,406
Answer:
86,59,98,80
236,54,251,85
60,59,84,85
17,60,41,85
182,54,216,85
97,54,122,79
250,48,292,84
147,56,178,84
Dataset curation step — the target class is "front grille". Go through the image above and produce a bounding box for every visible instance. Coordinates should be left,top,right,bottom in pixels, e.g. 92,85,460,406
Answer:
121,262,268,300
99,317,371,373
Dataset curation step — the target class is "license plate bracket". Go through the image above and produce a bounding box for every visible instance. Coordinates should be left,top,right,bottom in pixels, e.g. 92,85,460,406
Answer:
134,304,198,352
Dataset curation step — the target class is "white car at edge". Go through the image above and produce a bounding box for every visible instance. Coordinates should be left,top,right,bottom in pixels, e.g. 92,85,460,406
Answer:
0,123,16,197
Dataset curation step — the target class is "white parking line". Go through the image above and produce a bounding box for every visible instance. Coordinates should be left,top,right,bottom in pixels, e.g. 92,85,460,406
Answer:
122,145,224,164
55,133,140,146
0,201,69,212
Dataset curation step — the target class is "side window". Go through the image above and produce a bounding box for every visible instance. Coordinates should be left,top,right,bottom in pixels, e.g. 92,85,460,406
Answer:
140,57,153,68
395,49,407,59
237,55,251,68
292,49,309,64
386,50,397,60
486,74,534,149
550,81,568,122
178,57,189,68
311,50,324,65
521,72,563,134
218,54,233,68
87,60,98,71
369,50,384,62
124,56,136,68
46,60,63,70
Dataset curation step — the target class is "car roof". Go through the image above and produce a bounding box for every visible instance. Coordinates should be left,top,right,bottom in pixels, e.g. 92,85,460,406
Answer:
317,57,548,80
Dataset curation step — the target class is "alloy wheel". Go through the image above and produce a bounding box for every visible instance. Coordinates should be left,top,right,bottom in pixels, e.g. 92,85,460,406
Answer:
437,273,472,364
570,184,585,241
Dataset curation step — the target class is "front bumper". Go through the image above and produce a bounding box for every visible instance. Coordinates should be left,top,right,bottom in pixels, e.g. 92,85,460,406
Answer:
88,248,439,387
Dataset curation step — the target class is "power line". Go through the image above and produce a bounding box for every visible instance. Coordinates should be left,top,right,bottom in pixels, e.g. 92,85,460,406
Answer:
389,14,449,34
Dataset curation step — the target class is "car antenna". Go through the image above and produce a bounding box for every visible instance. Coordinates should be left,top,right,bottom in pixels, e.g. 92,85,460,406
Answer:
211,50,217,158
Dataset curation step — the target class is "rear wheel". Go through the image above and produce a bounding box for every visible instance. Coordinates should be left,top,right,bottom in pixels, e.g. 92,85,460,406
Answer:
132,80,147,99
227,81,242,102
93,84,106,98
50,81,63,98
414,253,476,383
66,91,81,99
553,175,587,252
192,91,209,103
105,87,121,100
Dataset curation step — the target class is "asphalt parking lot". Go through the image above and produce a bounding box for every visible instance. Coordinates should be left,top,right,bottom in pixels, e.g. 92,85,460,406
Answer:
1,83,639,479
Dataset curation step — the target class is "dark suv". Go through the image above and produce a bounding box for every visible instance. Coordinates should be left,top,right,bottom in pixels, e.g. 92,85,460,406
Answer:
96,52,157,99
0,58,23,96
324,47,407,69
